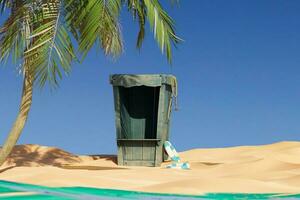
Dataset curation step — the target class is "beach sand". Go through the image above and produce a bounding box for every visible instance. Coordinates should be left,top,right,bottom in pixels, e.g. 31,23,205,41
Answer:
1,141,300,195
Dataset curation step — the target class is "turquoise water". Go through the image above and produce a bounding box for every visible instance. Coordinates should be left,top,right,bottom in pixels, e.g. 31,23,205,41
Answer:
0,180,299,199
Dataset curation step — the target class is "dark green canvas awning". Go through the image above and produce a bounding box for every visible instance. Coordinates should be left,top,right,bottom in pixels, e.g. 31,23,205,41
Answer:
110,74,177,97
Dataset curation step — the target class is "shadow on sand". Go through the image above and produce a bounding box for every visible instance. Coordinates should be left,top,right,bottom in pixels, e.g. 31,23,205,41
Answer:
1,144,126,172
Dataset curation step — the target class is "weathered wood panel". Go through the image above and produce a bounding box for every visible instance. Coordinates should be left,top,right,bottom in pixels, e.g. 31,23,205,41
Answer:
142,141,156,161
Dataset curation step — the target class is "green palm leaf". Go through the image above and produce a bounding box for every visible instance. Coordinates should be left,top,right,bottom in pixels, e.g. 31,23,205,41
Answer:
67,0,123,59
143,0,181,63
126,0,146,49
0,5,29,63
1,0,181,87
23,0,76,87
125,0,181,63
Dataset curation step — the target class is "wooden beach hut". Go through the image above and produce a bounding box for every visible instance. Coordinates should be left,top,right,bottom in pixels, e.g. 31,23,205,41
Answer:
110,74,177,166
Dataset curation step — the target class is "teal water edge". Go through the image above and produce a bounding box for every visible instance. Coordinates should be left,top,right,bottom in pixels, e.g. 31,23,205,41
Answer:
0,180,299,200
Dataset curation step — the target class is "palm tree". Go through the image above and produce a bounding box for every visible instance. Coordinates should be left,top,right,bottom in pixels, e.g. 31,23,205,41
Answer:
0,0,180,166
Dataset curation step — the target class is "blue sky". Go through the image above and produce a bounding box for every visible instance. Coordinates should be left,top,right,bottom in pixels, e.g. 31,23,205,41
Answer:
1,0,300,155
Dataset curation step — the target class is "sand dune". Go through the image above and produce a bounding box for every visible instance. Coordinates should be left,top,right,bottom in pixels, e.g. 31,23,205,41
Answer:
1,141,300,195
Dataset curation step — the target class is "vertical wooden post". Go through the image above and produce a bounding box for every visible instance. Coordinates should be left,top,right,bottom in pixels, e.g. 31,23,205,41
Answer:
113,86,124,165
155,84,166,166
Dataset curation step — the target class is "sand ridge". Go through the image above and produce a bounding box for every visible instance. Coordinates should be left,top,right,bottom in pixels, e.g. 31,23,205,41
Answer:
1,141,300,195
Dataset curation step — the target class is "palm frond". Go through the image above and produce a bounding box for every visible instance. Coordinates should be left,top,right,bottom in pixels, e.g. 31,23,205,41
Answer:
126,0,146,49
24,0,76,87
0,5,29,63
67,0,123,59
0,0,10,13
1,0,180,89
136,0,181,63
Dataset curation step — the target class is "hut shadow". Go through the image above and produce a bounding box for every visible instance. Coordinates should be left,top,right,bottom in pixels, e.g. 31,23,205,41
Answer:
89,154,118,165
60,154,127,170
200,162,222,166
60,165,125,170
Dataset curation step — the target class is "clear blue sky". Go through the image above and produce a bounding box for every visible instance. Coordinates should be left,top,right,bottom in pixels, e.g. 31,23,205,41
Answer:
1,0,300,155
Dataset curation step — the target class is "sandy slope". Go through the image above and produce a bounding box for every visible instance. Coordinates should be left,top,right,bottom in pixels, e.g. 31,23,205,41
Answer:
1,142,300,195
